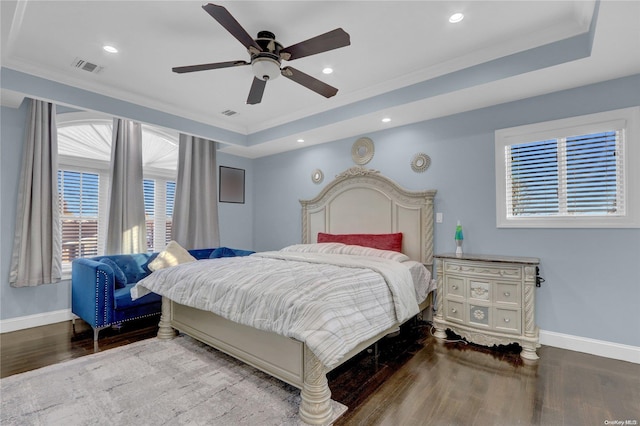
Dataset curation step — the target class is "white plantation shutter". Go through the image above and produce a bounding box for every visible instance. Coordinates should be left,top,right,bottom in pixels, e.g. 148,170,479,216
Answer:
165,181,175,245
142,178,176,252
507,131,624,218
143,179,155,252
565,131,622,215
507,139,559,216
58,170,100,263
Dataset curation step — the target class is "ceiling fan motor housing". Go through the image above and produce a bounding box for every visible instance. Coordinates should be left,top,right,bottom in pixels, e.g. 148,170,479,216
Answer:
251,31,283,81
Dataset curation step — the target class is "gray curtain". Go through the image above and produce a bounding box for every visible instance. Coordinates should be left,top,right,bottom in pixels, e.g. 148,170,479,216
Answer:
171,134,220,249
105,118,146,254
9,99,61,287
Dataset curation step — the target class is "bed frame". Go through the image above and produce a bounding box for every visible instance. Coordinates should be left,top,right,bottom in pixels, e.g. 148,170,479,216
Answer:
156,167,436,424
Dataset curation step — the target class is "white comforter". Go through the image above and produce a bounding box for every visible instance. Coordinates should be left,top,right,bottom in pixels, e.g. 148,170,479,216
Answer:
132,251,423,369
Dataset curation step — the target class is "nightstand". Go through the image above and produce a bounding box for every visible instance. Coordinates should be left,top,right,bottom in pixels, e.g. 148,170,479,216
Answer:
433,253,540,361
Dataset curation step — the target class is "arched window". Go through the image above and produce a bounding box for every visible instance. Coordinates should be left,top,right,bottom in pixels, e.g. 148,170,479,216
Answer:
57,113,178,269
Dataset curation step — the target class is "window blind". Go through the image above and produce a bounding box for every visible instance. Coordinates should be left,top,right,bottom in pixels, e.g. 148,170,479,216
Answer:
565,131,621,214
143,179,155,252
507,130,623,218
508,139,559,216
58,170,100,263
166,181,175,244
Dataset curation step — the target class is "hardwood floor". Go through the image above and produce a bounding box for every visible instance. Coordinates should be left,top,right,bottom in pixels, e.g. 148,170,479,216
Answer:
1,318,638,426
0,316,159,378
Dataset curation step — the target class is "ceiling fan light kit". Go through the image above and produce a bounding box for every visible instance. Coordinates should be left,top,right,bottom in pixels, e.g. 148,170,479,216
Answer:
172,3,351,105
252,58,281,81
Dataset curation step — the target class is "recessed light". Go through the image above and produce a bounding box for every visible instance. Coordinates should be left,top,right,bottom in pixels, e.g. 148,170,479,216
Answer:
449,13,464,23
322,67,333,74
103,45,118,53
382,117,391,123
297,139,305,143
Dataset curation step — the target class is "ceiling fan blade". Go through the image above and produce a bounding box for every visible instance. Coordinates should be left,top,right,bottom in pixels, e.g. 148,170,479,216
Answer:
280,28,350,61
247,77,267,105
202,3,262,52
281,67,338,98
172,60,249,74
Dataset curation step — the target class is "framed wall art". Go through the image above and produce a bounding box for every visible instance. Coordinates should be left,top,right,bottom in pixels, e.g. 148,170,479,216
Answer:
219,166,245,204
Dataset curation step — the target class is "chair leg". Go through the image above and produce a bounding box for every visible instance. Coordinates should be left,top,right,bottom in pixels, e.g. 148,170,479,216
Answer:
92,325,109,342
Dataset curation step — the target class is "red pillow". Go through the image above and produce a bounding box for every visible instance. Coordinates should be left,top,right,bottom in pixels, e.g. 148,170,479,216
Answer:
317,232,403,252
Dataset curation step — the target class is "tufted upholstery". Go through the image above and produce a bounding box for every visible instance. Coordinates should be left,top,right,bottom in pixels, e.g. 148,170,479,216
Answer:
71,247,254,341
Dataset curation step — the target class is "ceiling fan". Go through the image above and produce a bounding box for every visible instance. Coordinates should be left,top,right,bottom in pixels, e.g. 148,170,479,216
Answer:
172,3,350,105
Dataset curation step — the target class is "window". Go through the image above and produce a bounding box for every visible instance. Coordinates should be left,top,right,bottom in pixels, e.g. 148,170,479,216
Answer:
143,177,176,252
57,114,178,272
495,107,640,228
58,170,101,263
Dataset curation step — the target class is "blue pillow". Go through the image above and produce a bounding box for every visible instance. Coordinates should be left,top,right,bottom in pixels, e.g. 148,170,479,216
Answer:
209,247,239,259
100,258,128,289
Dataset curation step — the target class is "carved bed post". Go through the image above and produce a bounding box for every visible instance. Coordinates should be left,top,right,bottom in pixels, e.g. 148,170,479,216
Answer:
520,266,539,361
433,257,448,339
299,346,333,425
157,296,176,340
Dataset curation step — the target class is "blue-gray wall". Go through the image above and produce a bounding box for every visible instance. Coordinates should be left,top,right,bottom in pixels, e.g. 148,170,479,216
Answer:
253,74,640,347
1,71,638,349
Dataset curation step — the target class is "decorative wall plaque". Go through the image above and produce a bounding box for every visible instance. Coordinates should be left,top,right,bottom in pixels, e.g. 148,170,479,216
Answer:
311,169,324,184
351,137,374,165
411,153,431,173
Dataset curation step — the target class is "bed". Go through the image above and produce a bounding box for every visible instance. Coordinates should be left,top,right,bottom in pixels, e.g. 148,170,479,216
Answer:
135,167,436,424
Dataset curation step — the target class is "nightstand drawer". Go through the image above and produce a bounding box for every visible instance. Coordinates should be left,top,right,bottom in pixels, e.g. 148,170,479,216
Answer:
468,304,490,328
469,279,491,302
495,282,520,306
445,276,464,298
444,299,464,323
493,307,521,334
444,261,522,280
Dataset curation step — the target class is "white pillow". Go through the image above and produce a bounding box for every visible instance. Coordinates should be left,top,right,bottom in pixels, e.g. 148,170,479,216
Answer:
280,243,345,254
337,244,410,262
148,240,196,271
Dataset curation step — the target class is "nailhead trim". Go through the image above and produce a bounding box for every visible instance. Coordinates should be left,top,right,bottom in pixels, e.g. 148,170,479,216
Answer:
95,269,108,327
95,312,161,330
94,268,160,328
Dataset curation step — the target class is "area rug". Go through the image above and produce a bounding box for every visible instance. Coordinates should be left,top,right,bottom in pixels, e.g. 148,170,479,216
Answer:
0,335,347,426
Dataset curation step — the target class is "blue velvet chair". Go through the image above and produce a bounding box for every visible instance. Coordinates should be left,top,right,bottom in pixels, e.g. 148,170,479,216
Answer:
71,247,254,341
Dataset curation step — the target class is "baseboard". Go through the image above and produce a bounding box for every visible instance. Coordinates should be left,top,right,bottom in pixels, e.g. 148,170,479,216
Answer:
2,312,638,364
540,329,640,364
0,309,75,334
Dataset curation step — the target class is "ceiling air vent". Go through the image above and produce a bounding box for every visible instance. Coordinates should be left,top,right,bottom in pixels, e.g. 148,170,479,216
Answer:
221,109,238,117
71,58,103,74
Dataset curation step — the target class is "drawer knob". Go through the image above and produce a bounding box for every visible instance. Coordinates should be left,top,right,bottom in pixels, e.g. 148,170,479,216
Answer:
452,285,458,290
504,292,510,297
451,308,457,313
504,318,510,323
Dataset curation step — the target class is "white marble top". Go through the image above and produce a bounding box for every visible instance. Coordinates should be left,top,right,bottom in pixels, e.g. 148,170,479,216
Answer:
435,253,540,265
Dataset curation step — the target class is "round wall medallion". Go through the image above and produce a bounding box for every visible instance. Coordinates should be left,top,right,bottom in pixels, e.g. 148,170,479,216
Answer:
351,137,375,165
311,169,324,184
411,153,431,173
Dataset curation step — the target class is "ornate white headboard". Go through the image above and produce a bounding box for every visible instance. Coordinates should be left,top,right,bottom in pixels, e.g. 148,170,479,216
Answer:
300,167,437,268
